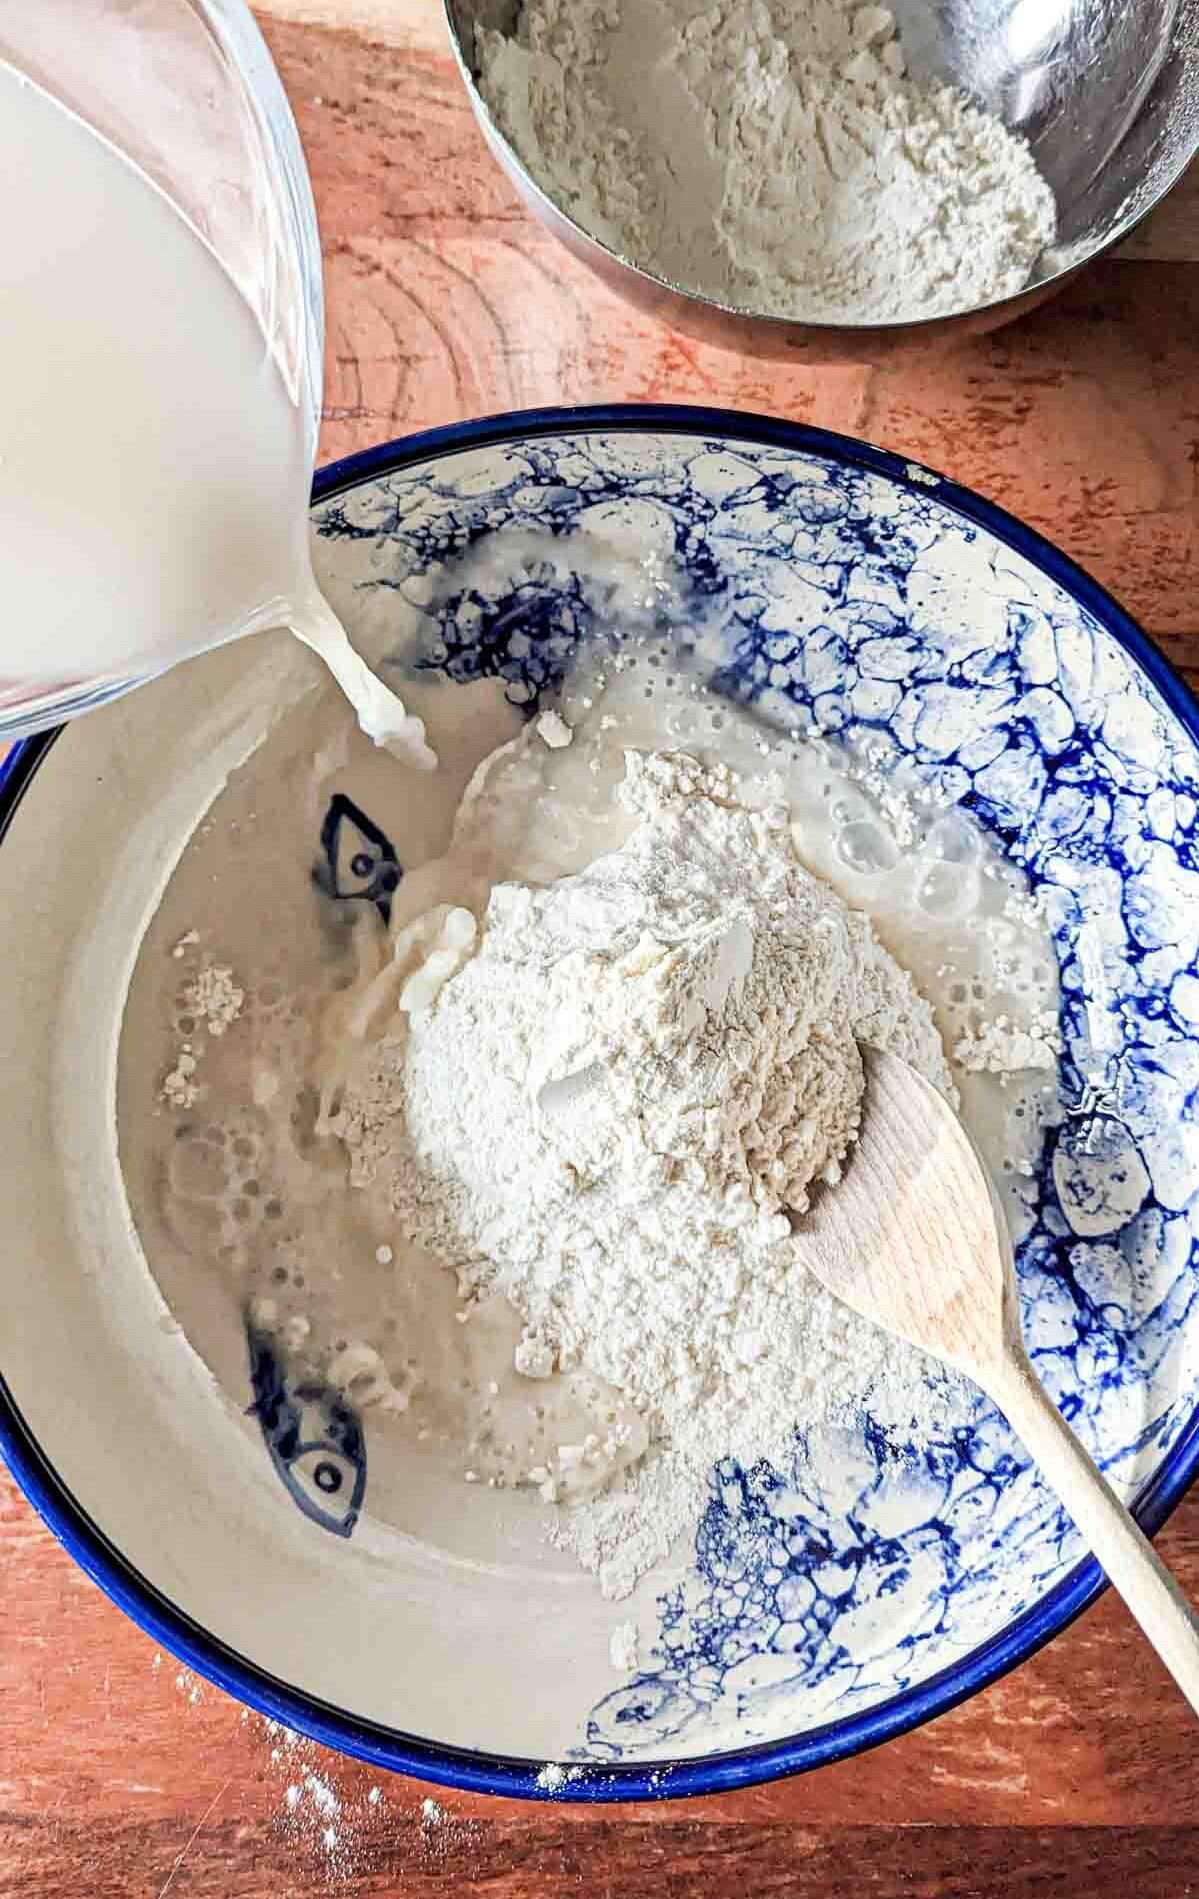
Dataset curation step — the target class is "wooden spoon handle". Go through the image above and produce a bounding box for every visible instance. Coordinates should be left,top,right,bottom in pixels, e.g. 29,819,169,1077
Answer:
988,1351,1199,1715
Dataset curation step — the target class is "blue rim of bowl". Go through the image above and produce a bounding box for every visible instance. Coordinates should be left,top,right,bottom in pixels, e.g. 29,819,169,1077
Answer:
2,403,1198,1801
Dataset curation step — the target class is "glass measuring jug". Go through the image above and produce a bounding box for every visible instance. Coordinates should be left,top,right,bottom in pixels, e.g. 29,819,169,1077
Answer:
0,0,325,739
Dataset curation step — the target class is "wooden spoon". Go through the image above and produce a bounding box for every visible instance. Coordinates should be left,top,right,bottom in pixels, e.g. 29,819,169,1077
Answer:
800,1044,1199,1712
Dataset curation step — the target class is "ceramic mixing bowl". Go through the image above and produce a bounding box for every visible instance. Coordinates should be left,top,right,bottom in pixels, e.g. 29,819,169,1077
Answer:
3,406,1199,1798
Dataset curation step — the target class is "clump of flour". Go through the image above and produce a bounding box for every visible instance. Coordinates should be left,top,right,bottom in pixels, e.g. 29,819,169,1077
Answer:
184,959,245,1037
477,0,1056,323
159,951,244,1109
609,1620,639,1672
336,749,961,1596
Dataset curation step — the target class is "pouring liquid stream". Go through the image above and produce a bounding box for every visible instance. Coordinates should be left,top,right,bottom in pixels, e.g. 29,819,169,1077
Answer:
0,61,433,766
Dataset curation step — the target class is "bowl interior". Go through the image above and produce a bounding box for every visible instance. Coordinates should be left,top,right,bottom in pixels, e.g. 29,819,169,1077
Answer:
3,416,1199,1792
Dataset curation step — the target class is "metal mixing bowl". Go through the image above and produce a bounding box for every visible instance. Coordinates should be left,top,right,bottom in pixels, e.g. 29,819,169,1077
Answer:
445,0,1199,349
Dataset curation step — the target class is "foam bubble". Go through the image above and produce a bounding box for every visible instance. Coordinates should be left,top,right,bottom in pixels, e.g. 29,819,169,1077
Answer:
913,860,977,921
836,818,898,876
923,811,981,867
168,1135,231,1201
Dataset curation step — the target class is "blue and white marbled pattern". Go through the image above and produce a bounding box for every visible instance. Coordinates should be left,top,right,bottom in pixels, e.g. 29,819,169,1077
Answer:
314,426,1199,1763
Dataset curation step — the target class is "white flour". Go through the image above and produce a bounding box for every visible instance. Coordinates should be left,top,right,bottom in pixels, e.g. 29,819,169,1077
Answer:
609,1619,640,1672
338,748,960,1595
478,0,1056,322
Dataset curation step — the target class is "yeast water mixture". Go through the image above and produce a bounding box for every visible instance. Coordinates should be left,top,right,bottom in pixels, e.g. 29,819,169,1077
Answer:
117,553,1062,1599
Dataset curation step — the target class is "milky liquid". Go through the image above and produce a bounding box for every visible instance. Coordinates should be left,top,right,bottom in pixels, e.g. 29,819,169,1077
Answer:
117,636,1063,1565
0,65,430,762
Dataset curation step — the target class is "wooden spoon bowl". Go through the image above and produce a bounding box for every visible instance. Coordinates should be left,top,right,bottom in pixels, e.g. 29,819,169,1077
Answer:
799,1045,1199,1713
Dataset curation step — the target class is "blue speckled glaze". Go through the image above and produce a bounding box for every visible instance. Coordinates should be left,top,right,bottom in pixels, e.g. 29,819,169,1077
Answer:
3,407,1199,1799
312,413,1199,1762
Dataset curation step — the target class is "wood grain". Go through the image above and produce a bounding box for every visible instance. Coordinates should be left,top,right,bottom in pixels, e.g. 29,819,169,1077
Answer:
3,6,1199,1895
4,1811,1199,1899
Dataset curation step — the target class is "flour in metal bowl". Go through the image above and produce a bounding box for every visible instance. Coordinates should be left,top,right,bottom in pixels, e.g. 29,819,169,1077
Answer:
476,0,1057,323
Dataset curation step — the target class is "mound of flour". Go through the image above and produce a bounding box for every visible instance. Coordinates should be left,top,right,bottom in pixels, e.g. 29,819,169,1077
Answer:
340,750,960,1596
477,0,1056,323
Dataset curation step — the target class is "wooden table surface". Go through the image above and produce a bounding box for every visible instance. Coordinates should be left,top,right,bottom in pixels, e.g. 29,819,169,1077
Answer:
5,5,1199,1894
